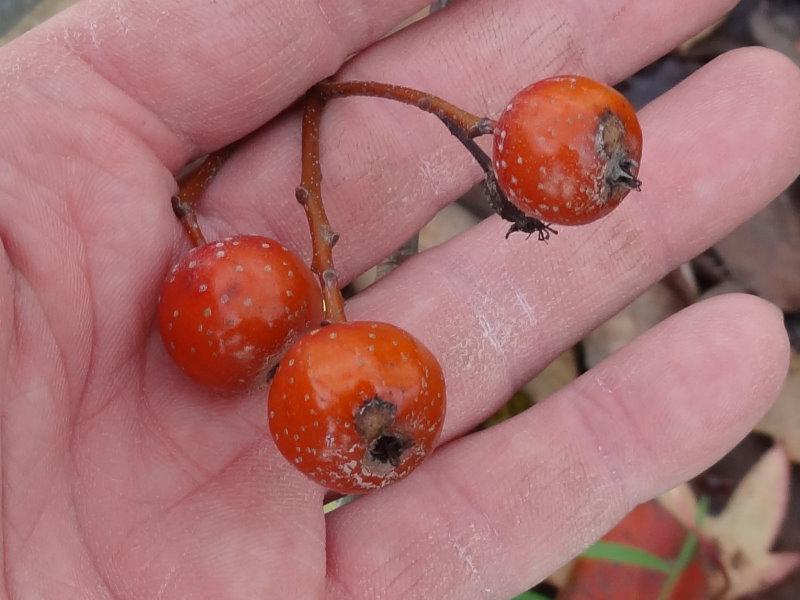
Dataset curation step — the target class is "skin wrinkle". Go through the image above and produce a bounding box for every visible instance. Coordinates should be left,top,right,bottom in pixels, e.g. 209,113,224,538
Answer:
22,50,186,172
566,368,658,502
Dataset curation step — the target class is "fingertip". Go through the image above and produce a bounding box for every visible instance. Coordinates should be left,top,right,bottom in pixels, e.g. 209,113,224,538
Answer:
700,292,791,402
705,46,800,161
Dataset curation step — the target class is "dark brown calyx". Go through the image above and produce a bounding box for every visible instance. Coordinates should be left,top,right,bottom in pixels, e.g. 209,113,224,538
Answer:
483,169,558,241
596,111,642,199
355,397,413,472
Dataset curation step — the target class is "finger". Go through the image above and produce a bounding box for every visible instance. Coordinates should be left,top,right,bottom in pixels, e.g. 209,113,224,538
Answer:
325,295,790,599
346,47,800,439
198,0,737,272
1,0,432,160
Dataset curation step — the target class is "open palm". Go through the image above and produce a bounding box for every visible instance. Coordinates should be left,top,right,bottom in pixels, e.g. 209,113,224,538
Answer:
0,1,798,598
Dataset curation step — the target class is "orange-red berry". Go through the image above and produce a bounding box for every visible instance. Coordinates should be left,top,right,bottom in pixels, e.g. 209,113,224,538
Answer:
268,321,446,494
158,235,323,391
493,75,642,225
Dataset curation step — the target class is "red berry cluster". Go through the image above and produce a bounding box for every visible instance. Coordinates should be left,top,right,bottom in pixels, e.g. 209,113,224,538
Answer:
155,75,642,493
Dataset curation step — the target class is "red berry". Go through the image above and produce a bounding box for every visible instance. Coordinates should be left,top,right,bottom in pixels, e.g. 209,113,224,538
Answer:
493,75,642,226
268,321,446,494
158,235,323,391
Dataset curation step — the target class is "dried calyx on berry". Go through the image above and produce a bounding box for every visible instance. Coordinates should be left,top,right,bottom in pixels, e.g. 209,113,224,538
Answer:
355,397,414,471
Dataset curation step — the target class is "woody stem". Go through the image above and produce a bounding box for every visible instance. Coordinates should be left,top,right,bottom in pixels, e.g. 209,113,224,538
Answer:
315,80,495,138
296,92,347,323
171,146,234,247
315,80,553,239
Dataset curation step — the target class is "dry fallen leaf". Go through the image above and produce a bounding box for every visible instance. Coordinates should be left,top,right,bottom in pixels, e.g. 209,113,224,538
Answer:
713,189,800,312
522,349,578,402
582,280,686,368
755,352,800,463
660,446,800,599
385,6,432,37
418,202,480,251
558,501,710,600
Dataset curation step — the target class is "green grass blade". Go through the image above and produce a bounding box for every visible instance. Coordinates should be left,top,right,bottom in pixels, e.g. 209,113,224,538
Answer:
582,540,673,574
511,591,551,600
657,495,710,600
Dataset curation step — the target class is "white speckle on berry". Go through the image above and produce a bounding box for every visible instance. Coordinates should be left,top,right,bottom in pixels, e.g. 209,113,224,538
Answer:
199,284,208,293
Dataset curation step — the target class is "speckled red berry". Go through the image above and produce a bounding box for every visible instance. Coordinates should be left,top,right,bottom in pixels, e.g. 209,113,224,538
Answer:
493,75,642,225
158,235,323,391
268,321,446,494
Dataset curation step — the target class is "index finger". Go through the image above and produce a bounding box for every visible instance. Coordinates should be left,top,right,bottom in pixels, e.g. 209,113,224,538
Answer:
1,0,431,161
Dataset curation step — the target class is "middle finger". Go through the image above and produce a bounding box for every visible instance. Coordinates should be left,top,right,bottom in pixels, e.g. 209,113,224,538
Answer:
197,0,736,276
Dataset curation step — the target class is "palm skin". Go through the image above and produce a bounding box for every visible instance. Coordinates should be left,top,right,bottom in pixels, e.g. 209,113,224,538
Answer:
0,1,799,598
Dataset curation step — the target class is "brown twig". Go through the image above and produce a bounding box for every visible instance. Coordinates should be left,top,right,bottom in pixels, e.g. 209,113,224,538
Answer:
296,93,347,323
316,80,495,138
315,80,554,240
171,146,234,247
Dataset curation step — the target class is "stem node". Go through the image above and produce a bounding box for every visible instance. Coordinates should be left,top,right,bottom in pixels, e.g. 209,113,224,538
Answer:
299,92,347,323
295,185,310,205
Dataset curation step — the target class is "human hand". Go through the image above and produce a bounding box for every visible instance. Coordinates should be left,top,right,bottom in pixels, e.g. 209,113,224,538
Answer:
0,1,797,598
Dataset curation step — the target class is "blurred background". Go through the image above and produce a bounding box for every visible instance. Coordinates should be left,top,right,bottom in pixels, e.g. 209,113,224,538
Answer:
2,1,799,598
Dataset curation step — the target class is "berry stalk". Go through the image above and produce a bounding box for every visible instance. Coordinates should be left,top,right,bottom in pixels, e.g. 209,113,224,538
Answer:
296,92,347,324
171,146,233,247
316,80,553,239
315,80,495,138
